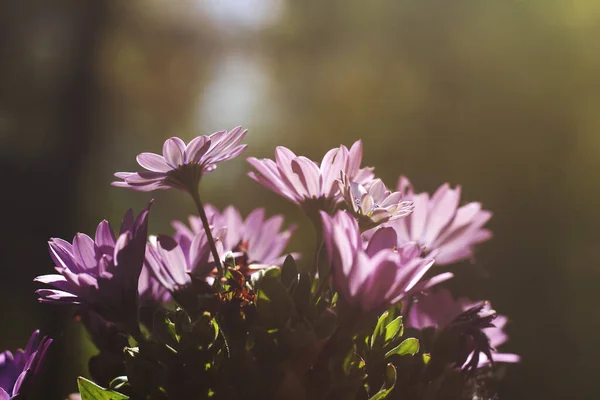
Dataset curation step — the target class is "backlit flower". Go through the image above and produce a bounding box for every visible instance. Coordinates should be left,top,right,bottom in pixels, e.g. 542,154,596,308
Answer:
113,127,247,192
0,330,52,399
320,210,434,312
338,172,414,230
35,205,151,327
173,205,296,270
247,141,373,214
144,233,217,293
387,176,492,265
406,288,519,367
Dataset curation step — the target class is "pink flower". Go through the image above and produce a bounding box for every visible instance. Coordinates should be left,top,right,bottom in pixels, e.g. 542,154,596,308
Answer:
144,233,216,293
35,205,151,327
320,210,435,312
406,288,520,367
386,176,492,265
113,127,247,192
247,141,373,213
338,172,414,230
173,205,297,270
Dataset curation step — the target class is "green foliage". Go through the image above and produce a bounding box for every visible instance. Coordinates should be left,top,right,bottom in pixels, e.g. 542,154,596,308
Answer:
256,269,295,329
368,364,396,400
384,316,403,343
78,377,128,400
384,338,420,359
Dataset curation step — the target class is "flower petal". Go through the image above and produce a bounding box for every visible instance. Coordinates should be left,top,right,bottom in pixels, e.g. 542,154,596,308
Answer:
136,152,171,172
162,137,186,167
184,136,211,164
73,233,96,270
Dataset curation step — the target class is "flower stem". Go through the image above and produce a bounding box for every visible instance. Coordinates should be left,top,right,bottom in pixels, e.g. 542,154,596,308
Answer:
190,187,224,276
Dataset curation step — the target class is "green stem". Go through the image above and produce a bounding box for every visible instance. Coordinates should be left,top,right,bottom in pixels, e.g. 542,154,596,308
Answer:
190,187,224,277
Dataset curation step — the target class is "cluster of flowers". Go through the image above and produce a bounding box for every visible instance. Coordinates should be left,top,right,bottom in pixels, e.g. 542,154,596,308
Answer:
2,127,518,400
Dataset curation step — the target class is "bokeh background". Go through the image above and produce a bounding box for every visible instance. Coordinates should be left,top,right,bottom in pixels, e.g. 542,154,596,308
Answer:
1,0,599,398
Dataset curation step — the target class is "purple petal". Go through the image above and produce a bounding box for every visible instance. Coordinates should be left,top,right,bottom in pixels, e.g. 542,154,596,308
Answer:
120,209,135,235
124,171,166,184
365,227,397,257
188,233,212,277
422,184,460,245
35,289,80,304
73,234,96,270
347,140,363,176
0,388,10,400
94,220,116,254
405,272,453,297
33,274,69,291
136,152,171,172
162,137,186,167
156,235,188,276
360,252,399,311
291,157,321,198
184,136,211,164
48,239,78,273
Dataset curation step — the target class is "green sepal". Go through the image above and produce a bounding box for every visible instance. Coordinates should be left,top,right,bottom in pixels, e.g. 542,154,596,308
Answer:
281,254,299,288
293,271,313,318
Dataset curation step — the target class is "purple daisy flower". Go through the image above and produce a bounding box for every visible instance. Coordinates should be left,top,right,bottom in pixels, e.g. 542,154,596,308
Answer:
247,140,374,214
385,176,493,265
113,127,247,192
173,205,297,270
406,288,520,367
320,210,435,312
0,330,52,399
144,232,219,293
35,205,151,327
338,172,414,230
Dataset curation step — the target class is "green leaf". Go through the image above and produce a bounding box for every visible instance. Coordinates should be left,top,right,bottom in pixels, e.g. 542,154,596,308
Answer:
422,353,431,365
78,377,128,400
251,266,281,287
281,254,299,288
370,311,389,349
256,275,294,328
384,316,403,343
368,363,396,400
384,338,420,359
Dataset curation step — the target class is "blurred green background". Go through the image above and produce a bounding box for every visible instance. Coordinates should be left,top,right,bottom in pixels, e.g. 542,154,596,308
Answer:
1,0,599,398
